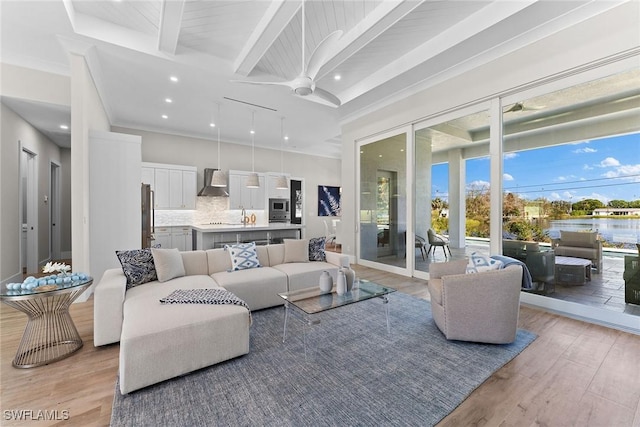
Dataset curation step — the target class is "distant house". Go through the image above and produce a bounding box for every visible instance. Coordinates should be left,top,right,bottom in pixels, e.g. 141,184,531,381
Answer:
592,208,640,216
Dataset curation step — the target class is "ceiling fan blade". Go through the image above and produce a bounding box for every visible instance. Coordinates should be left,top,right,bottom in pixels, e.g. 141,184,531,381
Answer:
311,87,341,107
305,30,343,80
230,79,294,89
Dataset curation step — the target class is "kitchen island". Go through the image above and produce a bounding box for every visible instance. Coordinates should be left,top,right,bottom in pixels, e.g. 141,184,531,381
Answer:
191,223,304,250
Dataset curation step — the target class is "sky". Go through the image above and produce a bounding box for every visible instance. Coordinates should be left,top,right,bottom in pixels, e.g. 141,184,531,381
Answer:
432,132,640,204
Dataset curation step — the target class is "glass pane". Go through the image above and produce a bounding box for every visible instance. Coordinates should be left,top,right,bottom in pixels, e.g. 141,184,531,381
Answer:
501,68,640,318
360,134,407,268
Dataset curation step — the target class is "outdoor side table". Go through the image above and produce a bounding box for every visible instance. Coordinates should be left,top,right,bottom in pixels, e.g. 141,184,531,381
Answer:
1,277,92,368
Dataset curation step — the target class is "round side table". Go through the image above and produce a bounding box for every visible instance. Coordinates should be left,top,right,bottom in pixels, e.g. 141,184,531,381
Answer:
1,277,92,368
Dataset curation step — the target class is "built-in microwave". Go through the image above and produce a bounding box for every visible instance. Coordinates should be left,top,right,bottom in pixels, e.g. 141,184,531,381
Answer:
269,198,290,222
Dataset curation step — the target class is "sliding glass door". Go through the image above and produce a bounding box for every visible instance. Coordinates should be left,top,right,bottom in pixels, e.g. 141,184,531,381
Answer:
359,132,408,273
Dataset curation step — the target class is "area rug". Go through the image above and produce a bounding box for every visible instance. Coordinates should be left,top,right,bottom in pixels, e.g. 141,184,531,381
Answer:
111,292,536,427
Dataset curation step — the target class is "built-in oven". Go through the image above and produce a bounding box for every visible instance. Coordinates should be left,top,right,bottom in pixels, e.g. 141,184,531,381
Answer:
269,198,290,223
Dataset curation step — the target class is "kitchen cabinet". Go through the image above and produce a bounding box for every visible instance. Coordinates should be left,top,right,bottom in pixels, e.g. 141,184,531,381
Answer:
267,172,290,199
153,227,172,249
153,226,192,250
171,227,192,251
228,171,266,210
142,163,196,209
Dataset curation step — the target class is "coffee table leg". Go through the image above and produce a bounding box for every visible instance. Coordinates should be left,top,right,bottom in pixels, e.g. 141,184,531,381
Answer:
282,302,290,343
381,295,391,335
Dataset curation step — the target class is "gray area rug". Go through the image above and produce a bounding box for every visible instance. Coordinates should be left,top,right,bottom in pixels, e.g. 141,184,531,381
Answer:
111,292,536,426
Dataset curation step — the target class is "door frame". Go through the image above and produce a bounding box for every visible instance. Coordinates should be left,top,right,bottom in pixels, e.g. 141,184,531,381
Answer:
20,145,38,275
50,161,62,260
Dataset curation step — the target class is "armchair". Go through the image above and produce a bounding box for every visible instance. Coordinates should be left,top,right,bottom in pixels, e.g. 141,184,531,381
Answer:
552,231,602,271
428,259,523,344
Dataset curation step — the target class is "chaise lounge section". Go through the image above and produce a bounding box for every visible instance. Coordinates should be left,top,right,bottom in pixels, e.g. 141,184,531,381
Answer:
94,241,348,394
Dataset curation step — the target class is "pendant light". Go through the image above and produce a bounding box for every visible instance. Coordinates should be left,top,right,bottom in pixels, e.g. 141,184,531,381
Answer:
246,111,260,188
211,103,227,187
275,117,288,190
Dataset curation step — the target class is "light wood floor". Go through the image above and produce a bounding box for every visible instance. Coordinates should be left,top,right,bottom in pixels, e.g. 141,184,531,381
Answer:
1,265,639,427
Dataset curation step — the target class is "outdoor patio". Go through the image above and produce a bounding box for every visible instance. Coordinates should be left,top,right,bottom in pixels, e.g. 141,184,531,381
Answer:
357,239,640,317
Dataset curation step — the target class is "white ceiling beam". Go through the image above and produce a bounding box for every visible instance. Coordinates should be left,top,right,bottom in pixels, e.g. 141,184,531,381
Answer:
339,0,539,105
158,0,186,55
316,0,426,80
233,0,300,76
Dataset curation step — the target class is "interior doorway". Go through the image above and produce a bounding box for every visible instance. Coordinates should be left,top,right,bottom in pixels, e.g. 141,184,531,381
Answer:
50,161,61,260
21,148,38,275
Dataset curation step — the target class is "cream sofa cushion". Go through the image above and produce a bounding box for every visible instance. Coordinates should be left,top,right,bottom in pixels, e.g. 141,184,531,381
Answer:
152,248,186,282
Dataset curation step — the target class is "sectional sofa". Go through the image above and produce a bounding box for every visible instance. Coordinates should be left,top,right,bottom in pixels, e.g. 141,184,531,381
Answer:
94,240,348,394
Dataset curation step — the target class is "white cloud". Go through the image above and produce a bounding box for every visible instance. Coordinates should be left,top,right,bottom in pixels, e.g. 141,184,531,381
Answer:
583,164,594,171
562,191,575,199
503,173,514,181
573,147,597,154
504,152,517,160
599,157,620,167
467,180,490,190
550,192,561,200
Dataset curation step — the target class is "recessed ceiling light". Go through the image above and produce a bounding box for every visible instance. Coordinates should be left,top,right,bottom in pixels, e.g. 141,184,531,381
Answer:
209,123,215,128
250,130,255,135
169,76,178,82
334,74,341,81
284,136,289,140
400,148,405,152
59,124,69,130
162,114,168,119
378,154,383,158
165,98,172,103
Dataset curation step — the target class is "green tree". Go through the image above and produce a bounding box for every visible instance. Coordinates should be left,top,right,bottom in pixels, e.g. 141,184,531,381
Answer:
608,199,629,208
572,198,604,213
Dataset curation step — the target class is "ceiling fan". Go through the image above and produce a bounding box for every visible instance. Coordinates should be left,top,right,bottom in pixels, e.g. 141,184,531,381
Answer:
232,0,343,107
503,102,545,113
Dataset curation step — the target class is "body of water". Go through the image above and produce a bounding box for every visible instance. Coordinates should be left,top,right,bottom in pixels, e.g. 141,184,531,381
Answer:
544,217,640,248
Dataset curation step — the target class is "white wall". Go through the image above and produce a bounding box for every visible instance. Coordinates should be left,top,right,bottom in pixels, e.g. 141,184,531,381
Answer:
69,52,111,290
340,2,640,261
112,126,341,239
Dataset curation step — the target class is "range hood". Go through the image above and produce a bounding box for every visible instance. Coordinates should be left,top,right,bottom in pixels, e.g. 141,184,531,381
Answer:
198,168,228,197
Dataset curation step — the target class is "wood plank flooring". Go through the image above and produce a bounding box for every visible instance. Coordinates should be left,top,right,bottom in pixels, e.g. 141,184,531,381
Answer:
1,265,638,427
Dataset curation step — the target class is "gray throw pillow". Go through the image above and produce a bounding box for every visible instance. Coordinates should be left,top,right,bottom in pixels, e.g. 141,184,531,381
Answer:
151,248,186,282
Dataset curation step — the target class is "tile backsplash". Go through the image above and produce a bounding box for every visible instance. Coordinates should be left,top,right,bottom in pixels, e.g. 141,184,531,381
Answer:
156,197,266,226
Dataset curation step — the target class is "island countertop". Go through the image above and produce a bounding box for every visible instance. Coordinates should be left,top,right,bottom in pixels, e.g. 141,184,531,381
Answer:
191,223,304,250
191,223,303,233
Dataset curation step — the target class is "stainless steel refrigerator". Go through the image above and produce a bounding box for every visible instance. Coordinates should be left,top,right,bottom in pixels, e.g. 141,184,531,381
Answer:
141,184,155,248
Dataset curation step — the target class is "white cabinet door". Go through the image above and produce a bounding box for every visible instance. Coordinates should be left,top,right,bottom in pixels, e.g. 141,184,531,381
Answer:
154,168,170,209
169,169,183,208
249,175,266,209
228,174,244,209
229,172,266,209
181,170,196,209
267,174,289,199
171,227,192,251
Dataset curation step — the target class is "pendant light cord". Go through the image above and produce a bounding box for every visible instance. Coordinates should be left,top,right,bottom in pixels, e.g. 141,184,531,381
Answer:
216,103,221,170
251,111,255,173
280,117,284,174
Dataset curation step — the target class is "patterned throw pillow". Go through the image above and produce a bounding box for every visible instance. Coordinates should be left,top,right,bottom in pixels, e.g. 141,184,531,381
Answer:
466,252,503,274
225,242,261,271
116,248,158,289
308,237,326,261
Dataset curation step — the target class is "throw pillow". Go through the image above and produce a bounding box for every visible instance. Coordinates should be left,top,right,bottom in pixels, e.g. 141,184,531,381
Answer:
116,248,158,289
308,237,326,261
466,252,503,274
224,242,261,271
284,239,310,263
151,248,186,282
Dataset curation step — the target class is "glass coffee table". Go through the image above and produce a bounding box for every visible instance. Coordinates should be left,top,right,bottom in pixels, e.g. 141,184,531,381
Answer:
1,275,93,368
278,280,396,349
